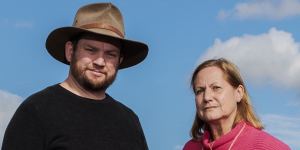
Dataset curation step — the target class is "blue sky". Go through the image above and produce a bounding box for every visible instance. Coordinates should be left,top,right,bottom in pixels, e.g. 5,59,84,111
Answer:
1,0,300,149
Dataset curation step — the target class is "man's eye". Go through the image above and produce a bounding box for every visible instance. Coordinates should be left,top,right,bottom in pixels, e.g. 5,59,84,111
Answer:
106,53,117,58
108,51,120,57
85,48,95,52
109,53,117,57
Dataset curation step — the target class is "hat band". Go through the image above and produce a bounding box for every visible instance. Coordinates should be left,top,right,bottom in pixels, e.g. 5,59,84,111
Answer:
79,23,124,38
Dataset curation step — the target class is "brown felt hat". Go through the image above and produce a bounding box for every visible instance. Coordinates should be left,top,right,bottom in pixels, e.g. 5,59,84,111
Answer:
46,3,148,69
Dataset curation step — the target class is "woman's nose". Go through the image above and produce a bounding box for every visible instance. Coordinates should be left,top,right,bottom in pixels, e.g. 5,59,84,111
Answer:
203,89,213,102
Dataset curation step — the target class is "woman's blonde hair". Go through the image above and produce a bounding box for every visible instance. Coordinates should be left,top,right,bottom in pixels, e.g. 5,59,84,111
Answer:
190,58,263,139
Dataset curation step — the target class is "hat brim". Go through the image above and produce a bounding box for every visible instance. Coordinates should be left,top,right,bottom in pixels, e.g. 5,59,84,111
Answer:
46,27,148,69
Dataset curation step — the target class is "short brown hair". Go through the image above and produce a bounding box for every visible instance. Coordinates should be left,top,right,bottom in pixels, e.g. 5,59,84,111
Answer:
190,58,263,139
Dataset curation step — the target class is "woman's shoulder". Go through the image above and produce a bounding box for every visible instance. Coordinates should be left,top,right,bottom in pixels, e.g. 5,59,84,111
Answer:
256,130,290,149
244,124,291,150
183,139,202,150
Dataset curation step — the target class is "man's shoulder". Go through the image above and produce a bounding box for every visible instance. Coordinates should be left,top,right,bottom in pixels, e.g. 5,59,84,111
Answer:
107,95,137,116
22,84,60,107
10,84,61,120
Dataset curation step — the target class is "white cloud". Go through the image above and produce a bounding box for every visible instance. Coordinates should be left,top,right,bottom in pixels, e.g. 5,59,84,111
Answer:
174,145,183,150
287,99,300,107
200,27,300,88
0,19,34,29
218,0,300,20
0,19,9,26
0,90,22,148
14,21,34,29
262,114,300,149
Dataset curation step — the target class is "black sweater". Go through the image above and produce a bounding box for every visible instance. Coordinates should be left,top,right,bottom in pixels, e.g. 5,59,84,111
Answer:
2,84,148,150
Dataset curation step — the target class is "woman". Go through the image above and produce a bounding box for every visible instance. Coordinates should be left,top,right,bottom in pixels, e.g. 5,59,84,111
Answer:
183,58,290,150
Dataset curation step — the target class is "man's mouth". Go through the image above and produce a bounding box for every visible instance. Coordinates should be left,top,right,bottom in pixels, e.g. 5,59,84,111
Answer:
88,69,105,77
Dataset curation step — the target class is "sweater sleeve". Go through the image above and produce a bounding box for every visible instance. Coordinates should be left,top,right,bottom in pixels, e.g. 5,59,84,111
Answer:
1,101,45,150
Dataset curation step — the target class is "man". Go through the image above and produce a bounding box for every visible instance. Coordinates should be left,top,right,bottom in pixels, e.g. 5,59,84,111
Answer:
2,3,148,150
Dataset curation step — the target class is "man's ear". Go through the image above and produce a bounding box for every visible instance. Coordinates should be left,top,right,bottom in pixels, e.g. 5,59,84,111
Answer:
119,56,124,65
65,41,74,63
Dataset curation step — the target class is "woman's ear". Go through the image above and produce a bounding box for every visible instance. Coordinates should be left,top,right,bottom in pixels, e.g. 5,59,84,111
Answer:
236,85,244,103
65,41,74,63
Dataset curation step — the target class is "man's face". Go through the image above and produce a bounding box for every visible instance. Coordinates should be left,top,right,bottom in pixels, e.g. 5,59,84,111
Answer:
68,38,122,92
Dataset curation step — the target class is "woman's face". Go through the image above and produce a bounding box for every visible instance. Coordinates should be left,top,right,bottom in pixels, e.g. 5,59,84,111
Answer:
193,66,243,124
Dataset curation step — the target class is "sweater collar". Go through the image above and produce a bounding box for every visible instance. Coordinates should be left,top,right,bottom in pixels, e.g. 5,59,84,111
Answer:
201,121,246,149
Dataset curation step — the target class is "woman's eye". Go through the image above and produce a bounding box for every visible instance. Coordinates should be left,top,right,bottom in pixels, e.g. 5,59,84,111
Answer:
212,86,221,91
195,88,204,95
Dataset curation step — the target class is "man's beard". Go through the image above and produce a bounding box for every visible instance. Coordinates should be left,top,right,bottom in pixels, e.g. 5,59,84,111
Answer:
70,58,117,92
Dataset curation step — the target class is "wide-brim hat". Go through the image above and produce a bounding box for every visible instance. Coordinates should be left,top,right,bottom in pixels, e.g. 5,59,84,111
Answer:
46,3,148,69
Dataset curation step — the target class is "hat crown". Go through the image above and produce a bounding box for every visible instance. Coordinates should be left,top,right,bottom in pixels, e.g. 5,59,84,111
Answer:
73,3,125,38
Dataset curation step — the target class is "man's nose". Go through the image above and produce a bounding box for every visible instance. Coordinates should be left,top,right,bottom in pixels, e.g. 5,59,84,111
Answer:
93,54,106,67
